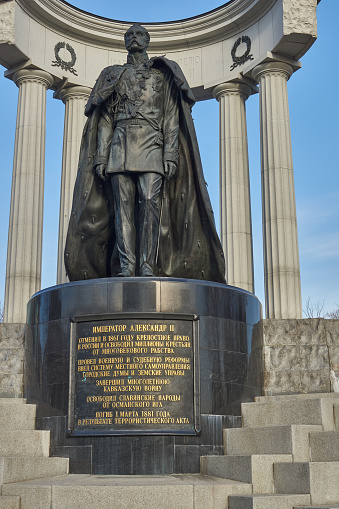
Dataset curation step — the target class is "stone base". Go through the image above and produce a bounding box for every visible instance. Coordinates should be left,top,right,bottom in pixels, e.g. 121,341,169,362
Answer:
262,319,339,395
24,277,262,475
2,309,339,475
0,324,25,398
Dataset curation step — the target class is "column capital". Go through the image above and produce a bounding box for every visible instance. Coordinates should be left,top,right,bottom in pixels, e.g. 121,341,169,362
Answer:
213,81,252,102
59,85,92,104
13,68,54,89
252,61,294,83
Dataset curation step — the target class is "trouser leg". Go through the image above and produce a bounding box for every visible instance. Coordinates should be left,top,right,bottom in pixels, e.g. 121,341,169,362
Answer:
111,173,136,276
137,172,163,276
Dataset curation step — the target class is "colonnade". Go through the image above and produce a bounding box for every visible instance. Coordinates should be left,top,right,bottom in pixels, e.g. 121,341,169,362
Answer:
3,58,302,323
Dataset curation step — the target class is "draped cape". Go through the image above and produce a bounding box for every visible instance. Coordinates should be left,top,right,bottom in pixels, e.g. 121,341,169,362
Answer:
64,57,226,284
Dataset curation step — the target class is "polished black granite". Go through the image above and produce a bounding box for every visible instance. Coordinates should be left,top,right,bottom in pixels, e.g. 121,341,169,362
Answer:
26,277,262,474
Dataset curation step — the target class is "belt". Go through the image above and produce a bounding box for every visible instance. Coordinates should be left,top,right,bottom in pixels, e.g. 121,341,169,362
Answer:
115,118,149,126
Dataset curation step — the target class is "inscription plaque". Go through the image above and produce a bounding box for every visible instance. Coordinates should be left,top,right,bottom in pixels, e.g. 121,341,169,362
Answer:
68,313,199,435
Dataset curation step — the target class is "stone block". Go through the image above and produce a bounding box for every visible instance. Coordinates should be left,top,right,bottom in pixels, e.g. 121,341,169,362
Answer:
298,319,328,345
329,346,339,371
0,325,25,348
242,397,335,430
325,320,339,345
310,431,339,462
263,369,301,395
275,460,339,504
51,484,194,509
0,375,23,398
300,370,331,393
0,349,23,374
1,474,253,509
309,462,339,505
262,319,300,345
200,454,292,493
1,484,51,509
261,319,339,396
224,425,322,461
0,497,20,509
0,401,36,430
0,456,69,484
274,462,310,494
228,494,310,509
201,455,252,482
263,319,329,346
265,345,300,370
0,430,50,457
299,345,329,371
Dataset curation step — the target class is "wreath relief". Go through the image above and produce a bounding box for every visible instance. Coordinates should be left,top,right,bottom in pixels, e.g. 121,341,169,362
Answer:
52,42,78,76
230,36,254,71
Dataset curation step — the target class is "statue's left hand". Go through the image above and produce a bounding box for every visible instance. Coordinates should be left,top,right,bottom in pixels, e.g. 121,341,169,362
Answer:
95,163,108,181
164,161,177,179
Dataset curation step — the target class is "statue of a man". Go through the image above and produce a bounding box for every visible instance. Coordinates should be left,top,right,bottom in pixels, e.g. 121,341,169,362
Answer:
65,24,225,283
95,24,179,277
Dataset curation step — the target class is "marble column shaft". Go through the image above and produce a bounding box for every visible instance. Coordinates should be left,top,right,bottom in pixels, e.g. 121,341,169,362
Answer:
4,69,54,323
57,86,91,284
213,82,254,293
253,61,302,319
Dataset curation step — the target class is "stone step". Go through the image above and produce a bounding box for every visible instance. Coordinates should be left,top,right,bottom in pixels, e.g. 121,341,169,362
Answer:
223,425,322,462
0,456,69,484
228,494,310,509
274,461,339,505
0,401,36,430
0,497,20,509
200,454,292,493
1,474,252,509
255,393,339,403
295,506,339,508
0,399,27,404
310,430,339,461
242,398,334,430
0,430,50,457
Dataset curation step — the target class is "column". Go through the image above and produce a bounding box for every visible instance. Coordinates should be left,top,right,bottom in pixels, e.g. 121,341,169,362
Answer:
57,86,91,284
252,61,302,319
4,69,54,323
213,81,254,293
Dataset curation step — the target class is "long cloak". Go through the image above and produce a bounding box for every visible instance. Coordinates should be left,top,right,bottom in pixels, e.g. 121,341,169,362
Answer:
64,57,226,284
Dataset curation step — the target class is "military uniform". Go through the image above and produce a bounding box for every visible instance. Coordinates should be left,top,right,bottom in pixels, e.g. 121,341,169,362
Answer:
94,57,179,276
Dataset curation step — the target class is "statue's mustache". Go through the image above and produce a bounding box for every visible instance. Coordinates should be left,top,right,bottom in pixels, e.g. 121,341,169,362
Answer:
128,39,142,46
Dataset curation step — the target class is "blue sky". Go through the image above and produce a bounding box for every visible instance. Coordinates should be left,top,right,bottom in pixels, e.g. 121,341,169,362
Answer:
0,0,338,316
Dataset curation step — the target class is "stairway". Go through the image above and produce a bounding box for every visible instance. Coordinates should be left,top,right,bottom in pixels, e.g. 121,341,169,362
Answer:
0,398,69,509
1,394,339,508
201,392,339,508
0,400,252,508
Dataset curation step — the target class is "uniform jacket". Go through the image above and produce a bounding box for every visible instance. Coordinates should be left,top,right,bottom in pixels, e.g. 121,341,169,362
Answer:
95,60,179,175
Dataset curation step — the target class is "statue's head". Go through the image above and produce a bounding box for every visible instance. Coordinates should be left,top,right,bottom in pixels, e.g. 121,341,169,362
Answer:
124,24,150,53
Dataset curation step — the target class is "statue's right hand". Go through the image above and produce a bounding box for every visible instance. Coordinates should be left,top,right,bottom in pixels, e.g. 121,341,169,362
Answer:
95,164,107,181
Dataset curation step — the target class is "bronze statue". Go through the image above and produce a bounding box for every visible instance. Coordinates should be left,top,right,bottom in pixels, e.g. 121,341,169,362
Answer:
65,24,225,283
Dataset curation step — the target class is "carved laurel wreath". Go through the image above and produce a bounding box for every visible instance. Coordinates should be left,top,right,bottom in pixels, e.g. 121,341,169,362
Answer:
230,36,254,71
52,42,78,76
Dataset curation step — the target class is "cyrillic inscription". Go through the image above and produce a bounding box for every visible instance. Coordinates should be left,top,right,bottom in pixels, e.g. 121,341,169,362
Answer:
71,317,196,434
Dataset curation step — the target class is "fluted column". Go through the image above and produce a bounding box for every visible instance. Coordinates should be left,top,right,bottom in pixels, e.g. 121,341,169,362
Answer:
213,82,254,293
253,61,302,319
4,69,54,323
57,86,91,284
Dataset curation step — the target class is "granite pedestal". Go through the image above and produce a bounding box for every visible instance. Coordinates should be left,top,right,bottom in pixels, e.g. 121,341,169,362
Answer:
25,277,262,474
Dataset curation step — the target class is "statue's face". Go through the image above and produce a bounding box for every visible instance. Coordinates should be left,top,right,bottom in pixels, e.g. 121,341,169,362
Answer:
125,25,149,53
